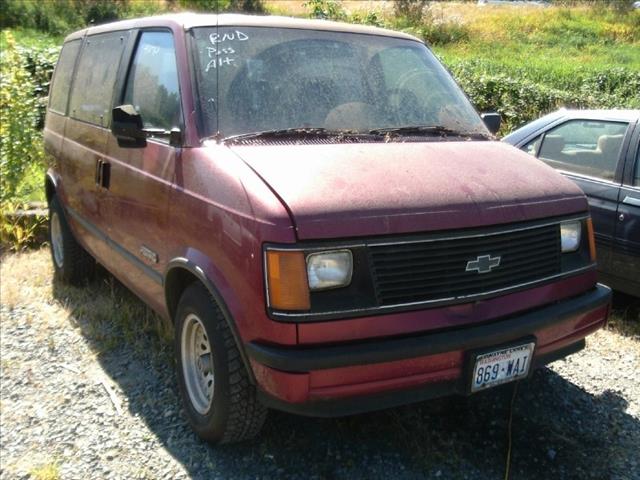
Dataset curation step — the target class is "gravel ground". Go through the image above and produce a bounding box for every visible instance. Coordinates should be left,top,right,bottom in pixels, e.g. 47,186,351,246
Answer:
1,250,639,480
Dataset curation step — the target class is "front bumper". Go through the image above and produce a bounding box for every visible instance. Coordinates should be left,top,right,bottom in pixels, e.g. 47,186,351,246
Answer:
247,284,611,416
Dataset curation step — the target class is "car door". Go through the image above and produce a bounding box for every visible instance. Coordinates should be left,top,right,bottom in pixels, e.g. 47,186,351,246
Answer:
611,122,640,296
62,31,129,261
532,118,632,277
101,29,183,312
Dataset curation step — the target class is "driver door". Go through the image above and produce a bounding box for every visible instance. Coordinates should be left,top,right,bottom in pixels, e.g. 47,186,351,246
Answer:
102,29,183,311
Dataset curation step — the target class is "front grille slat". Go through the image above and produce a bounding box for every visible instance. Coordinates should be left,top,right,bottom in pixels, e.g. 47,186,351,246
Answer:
372,242,557,272
370,223,561,306
370,227,557,255
377,262,558,297
375,257,559,289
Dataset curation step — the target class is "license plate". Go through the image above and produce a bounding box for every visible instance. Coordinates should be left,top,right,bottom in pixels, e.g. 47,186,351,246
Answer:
471,343,534,392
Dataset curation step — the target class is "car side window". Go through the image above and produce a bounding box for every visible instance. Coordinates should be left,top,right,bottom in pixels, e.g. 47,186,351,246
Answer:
521,134,542,156
123,31,181,132
537,119,628,181
49,39,81,115
69,32,128,127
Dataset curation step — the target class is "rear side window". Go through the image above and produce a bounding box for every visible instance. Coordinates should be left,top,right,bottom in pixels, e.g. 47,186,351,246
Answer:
69,31,128,127
538,119,628,181
49,40,81,114
123,31,181,131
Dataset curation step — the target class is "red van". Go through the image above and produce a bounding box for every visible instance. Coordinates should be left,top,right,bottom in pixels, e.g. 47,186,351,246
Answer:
44,14,611,444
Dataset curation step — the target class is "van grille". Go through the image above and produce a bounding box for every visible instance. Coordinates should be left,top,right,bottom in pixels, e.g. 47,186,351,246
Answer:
370,224,561,306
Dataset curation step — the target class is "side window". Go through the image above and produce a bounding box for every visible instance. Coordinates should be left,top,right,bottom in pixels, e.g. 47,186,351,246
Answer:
522,134,542,157
538,119,628,181
123,31,180,131
49,40,81,114
69,31,128,126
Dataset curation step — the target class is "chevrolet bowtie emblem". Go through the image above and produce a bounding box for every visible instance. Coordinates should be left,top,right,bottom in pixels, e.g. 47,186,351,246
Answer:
466,254,501,274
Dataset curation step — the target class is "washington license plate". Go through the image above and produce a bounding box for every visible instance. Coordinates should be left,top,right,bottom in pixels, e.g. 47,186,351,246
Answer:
471,343,534,392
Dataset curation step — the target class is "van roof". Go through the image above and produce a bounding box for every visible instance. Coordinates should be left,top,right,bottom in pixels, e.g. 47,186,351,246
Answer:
64,13,422,43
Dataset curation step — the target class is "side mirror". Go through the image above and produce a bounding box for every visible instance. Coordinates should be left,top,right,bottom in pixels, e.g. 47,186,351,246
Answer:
481,112,501,135
111,104,183,148
112,104,146,148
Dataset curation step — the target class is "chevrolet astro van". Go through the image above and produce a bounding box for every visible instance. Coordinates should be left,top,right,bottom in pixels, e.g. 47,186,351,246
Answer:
44,14,611,444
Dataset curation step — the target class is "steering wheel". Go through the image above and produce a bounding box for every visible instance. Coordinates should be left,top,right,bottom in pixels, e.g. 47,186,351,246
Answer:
388,70,440,126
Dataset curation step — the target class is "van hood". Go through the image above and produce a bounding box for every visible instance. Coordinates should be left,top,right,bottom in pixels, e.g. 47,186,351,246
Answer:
230,141,587,240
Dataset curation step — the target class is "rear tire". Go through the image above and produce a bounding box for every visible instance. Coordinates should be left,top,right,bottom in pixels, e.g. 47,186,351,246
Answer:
49,195,95,285
175,282,267,444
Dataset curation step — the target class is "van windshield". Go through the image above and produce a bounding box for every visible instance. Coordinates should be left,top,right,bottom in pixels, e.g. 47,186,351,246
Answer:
191,26,487,140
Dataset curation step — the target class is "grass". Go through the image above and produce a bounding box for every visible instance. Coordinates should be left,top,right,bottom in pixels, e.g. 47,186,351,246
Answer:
2,28,62,48
429,4,640,91
608,293,640,338
0,249,173,359
29,462,60,480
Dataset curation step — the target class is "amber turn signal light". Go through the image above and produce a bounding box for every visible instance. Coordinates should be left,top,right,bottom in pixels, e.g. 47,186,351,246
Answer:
586,218,597,262
266,250,310,310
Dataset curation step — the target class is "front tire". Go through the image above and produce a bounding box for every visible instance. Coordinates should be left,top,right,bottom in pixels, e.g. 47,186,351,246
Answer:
175,282,267,444
49,195,95,285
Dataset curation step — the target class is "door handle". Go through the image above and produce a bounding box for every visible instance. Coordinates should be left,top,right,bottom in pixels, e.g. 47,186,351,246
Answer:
622,196,640,207
95,159,111,189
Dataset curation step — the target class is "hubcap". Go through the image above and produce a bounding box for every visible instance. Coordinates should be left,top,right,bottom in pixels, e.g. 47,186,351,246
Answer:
51,212,64,268
181,313,214,415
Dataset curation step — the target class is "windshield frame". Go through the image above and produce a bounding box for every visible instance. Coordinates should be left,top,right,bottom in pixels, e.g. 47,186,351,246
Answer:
187,25,489,142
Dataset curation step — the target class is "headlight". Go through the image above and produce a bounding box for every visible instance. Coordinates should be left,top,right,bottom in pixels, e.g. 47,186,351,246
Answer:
306,250,353,291
560,221,581,253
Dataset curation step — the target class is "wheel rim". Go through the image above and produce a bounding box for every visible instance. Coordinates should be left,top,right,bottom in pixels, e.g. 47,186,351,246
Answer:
50,212,64,268
181,313,214,415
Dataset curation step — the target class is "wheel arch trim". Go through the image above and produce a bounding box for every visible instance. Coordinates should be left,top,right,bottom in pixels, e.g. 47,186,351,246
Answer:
164,256,256,384
45,169,58,204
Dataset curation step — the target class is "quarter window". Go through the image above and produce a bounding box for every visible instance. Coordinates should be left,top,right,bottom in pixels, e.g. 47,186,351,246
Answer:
538,119,628,181
49,39,81,114
123,31,181,131
522,134,542,157
69,32,128,126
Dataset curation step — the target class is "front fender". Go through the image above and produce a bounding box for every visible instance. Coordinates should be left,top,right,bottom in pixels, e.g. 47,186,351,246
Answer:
165,248,298,383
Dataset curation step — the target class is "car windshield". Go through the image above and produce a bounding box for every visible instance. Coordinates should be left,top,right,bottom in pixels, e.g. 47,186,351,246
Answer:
191,26,488,140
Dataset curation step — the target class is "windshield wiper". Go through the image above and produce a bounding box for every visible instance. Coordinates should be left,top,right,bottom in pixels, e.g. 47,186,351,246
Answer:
221,127,376,144
216,125,492,144
368,125,492,140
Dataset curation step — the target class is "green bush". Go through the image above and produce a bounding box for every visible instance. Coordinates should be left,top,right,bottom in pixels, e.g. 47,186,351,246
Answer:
0,31,46,202
303,0,346,20
0,0,85,36
0,0,267,35
178,0,265,13
447,59,640,134
417,20,470,45
17,44,59,129
349,11,385,28
393,0,429,25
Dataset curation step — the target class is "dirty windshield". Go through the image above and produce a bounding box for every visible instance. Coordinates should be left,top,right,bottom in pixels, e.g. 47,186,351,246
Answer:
191,26,487,139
